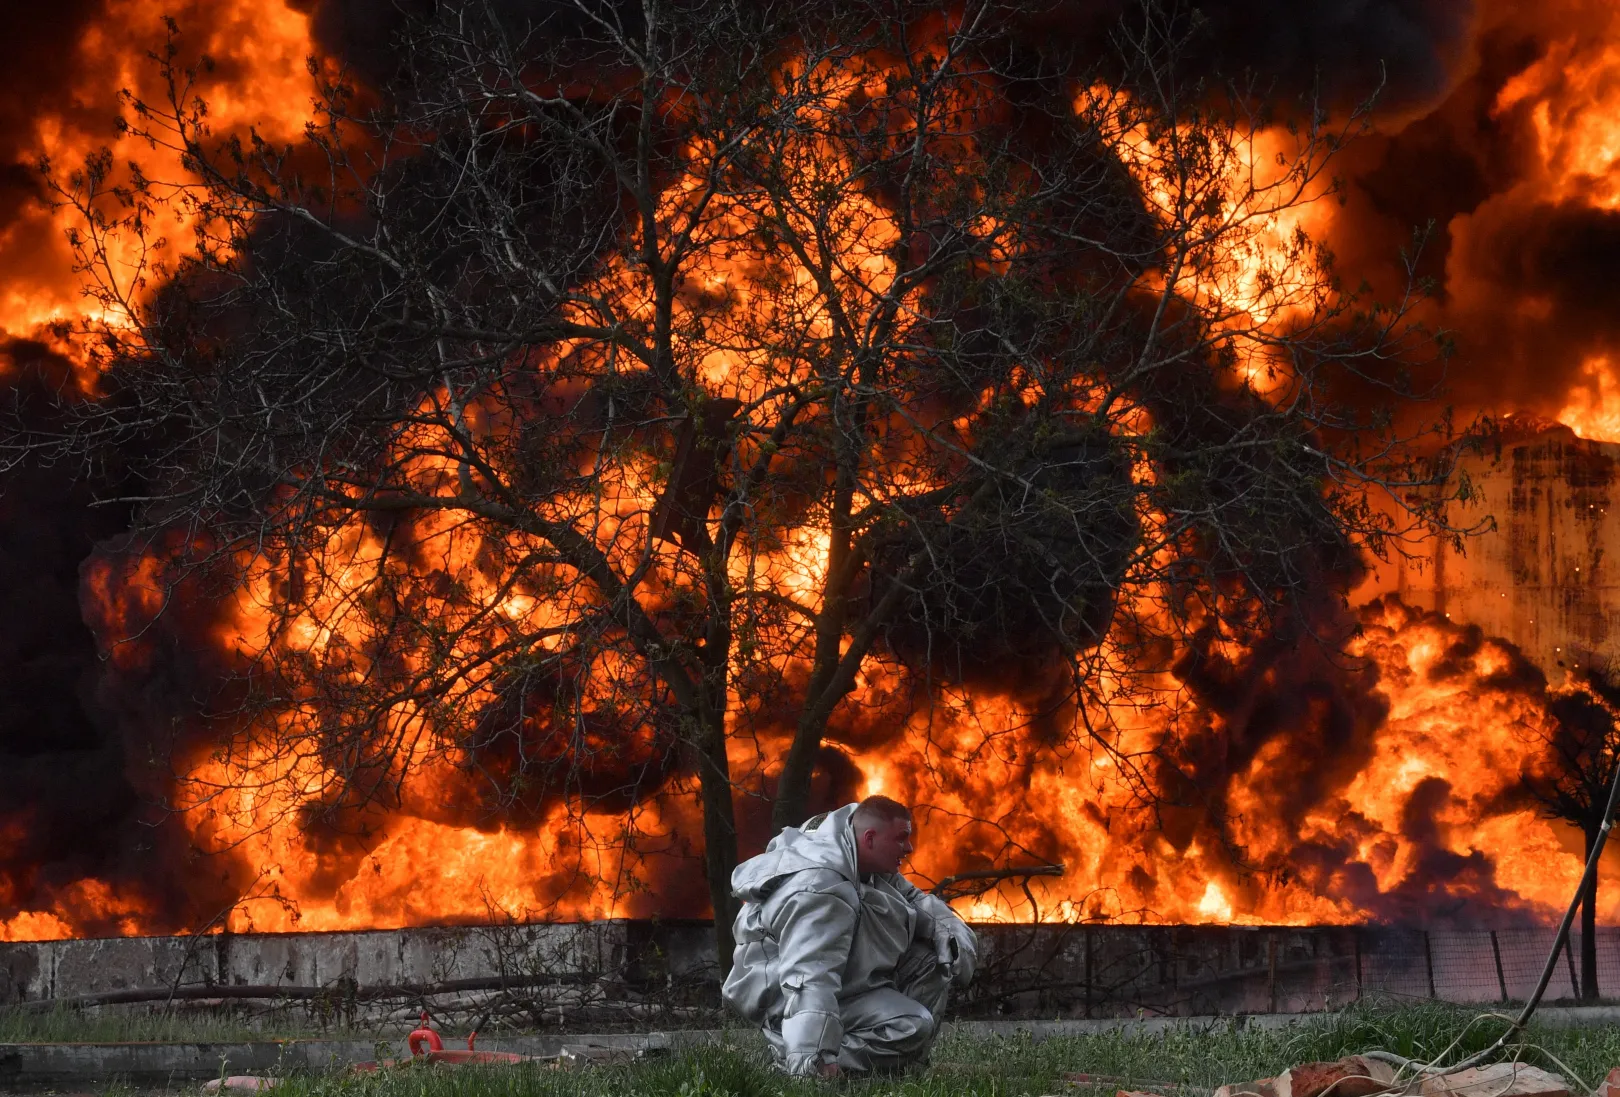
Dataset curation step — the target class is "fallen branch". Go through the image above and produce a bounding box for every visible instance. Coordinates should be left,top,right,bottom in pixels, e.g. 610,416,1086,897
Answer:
10,973,602,1011
931,864,1065,902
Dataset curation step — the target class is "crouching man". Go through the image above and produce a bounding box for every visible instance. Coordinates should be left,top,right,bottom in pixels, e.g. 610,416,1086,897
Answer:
721,796,978,1078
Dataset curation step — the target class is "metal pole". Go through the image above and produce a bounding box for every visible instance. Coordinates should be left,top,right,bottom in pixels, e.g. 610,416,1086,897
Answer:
1491,931,1508,1002
1267,933,1278,1014
1354,928,1364,1002
1423,930,1436,998
1564,932,1579,998
1084,925,1093,1020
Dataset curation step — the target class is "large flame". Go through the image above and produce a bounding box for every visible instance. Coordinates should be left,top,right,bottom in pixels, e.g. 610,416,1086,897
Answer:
1486,6,1620,443
853,597,1613,926
9,8,1620,943
1076,83,1336,395
0,0,315,370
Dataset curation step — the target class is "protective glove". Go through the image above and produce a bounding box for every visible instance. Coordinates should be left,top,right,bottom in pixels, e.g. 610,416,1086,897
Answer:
930,910,978,988
782,1050,832,1077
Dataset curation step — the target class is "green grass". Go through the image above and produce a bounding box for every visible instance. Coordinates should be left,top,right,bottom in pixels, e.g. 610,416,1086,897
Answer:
272,1002,1620,1097
942,1000,1620,1091
11,1000,1620,1095
954,1002,1620,1087
218,1039,1062,1097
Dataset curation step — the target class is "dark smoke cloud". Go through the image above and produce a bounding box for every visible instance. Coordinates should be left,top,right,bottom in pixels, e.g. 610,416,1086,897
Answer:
1002,0,1477,120
287,0,652,89
0,343,250,935
1187,0,1477,115
1442,195,1620,407
1318,0,1620,420
285,0,419,87
0,343,131,927
0,1,108,235
289,0,1477,118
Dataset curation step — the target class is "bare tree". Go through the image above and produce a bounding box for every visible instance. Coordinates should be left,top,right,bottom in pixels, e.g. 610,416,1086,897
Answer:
1521,673,1620,1002
19,0,1465,967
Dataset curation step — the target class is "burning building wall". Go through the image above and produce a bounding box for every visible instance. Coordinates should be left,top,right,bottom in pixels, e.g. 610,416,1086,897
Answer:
5,0,1620,945
1383,419,1620,682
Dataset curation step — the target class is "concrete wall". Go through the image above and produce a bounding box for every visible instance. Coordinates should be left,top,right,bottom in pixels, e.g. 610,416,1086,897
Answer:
0,922,624,1004
4,921,1612,1022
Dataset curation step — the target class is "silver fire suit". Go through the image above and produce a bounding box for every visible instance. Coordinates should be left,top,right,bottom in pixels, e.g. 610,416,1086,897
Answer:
720,803,979,1076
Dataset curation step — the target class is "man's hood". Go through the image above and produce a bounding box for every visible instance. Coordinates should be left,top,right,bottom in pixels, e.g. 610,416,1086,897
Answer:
730,802,860,900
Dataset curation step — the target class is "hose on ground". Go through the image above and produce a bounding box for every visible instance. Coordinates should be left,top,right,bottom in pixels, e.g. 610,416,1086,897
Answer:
1355,744,1620,1086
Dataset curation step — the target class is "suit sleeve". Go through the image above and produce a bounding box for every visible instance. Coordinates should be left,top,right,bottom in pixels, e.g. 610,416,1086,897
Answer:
767,881,858,1074
889,873,979,986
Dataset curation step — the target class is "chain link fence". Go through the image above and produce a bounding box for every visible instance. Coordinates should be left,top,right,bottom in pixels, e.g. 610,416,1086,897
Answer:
959,924,1620,1018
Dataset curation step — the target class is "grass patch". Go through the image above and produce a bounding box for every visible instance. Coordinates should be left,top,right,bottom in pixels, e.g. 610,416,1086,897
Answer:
8,999,1620,1095
243,1041,1050,1097
244,1001,1620,1097
951,1001,1620,1091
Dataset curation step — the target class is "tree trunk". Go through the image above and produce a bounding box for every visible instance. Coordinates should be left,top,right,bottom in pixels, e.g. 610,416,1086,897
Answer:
692,704,739,976
1583,824,1600,1002
773,709,826,831
771,469,857,833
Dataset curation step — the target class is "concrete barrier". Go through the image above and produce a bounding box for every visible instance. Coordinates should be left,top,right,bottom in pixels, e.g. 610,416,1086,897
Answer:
4,922,1616,1023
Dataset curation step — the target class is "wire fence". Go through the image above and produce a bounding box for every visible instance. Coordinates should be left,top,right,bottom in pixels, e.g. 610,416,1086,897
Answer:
963,924,1620,1017
1404,928,1617,1003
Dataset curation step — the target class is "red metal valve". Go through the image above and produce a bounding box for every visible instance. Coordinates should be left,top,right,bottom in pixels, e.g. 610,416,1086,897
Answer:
402,1011,521,1064
407,1012,445,1057
351,1015,526,1073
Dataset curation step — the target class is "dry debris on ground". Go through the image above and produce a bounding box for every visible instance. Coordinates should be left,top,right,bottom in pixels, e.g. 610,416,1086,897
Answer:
1110,1057,1586,1097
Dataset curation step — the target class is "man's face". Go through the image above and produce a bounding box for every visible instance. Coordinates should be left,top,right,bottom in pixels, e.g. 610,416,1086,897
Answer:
855,816,914,875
